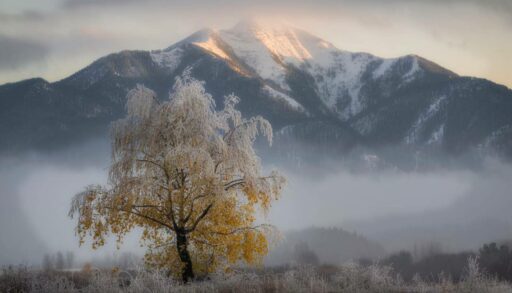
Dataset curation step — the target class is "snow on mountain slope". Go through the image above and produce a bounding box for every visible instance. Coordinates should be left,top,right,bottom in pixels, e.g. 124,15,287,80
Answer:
405,95,447,144
150,29,225,72
373,59,396,79
150,26,308,113
216,21,423,119
307,52,376,119
150,20,426,120
217,20,372,112
150,48,183,73
193,37,231,60
262,85,306,112
403,57,421,82
218,22,292,90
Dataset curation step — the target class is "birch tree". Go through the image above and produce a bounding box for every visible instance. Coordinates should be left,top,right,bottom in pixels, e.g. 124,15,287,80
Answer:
69,73,285,282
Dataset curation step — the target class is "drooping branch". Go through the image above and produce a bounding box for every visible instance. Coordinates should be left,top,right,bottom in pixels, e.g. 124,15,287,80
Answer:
222,120,252,142
224,178,245,191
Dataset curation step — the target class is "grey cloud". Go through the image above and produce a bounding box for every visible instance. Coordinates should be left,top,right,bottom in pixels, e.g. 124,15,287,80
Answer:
0,35,48,70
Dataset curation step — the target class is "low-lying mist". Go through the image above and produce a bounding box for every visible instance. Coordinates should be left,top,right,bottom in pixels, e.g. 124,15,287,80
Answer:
1,141,511,267
269,167,472,228
0,140,144,266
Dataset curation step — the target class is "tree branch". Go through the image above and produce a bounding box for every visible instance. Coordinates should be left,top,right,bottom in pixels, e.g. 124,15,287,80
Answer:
166,204,179,231
183,193,210,223
185,203,213,233
132,204,164,212
105,206,174,231
224,179,245,191
210,224,268,236
136,159,166,172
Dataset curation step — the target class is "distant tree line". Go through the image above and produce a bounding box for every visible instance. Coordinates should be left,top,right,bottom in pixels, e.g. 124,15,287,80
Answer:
479,242,512,282
360,242,512,282
42,251,75,271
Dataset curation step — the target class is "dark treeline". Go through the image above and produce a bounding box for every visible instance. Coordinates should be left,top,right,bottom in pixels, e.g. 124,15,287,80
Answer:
361,241,512,282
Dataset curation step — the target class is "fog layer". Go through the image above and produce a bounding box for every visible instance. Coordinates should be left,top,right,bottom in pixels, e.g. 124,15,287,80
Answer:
1,142,511,265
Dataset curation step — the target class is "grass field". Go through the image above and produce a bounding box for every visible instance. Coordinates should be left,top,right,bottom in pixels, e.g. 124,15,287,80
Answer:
2,257,512,292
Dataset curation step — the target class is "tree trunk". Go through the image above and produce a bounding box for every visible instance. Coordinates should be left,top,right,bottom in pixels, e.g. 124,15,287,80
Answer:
176,231,194,283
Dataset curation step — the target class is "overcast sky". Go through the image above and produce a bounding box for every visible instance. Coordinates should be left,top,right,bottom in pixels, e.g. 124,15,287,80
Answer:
1,0,511,88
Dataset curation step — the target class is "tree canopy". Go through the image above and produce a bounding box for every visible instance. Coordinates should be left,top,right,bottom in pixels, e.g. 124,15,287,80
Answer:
69,73,285,282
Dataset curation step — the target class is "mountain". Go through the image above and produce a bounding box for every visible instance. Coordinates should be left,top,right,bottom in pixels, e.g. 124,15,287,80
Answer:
1,20,511,165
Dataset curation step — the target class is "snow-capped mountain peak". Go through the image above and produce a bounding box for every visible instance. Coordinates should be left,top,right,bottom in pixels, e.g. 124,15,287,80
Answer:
220,20,344,70
226,20,317,63
151,21,436,120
